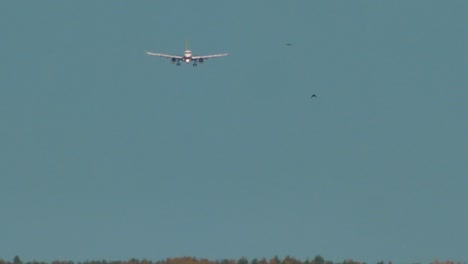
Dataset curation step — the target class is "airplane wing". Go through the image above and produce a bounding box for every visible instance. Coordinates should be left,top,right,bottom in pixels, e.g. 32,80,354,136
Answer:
192,53,228,60
145,51,183,59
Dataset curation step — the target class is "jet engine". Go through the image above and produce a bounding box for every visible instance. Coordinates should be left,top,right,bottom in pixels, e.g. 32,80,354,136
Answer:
198,58,204,64
171,58,177,63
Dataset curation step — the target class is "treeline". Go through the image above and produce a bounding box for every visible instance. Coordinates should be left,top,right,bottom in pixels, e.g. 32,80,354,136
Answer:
0,256,464,264
2,256,347,264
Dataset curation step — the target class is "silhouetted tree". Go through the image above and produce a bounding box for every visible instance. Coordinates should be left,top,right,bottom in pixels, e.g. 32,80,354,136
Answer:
312,256,324,264
13,256,22,264
238,258,248,264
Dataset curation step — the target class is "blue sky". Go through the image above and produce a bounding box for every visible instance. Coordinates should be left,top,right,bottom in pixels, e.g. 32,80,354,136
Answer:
1,1,467,264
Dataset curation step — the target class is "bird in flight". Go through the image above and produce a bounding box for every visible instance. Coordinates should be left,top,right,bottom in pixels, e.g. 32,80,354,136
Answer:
311,94,317,99
286,43,293,46
145,41,228,67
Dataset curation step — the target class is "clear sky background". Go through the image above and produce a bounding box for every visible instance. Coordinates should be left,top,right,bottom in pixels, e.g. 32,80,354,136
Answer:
1,1,467,264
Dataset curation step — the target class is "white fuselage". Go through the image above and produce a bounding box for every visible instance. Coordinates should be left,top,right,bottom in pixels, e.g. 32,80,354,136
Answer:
183,50,192,63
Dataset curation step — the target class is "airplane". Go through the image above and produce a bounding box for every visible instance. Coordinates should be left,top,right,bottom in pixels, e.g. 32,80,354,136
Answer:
145,41,228,66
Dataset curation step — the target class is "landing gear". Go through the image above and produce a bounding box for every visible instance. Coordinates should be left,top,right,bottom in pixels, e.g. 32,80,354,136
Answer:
192,63,197,67
176,62,181,66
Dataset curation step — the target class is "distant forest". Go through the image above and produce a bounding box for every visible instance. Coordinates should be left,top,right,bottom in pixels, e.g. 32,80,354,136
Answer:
0,256,463,264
